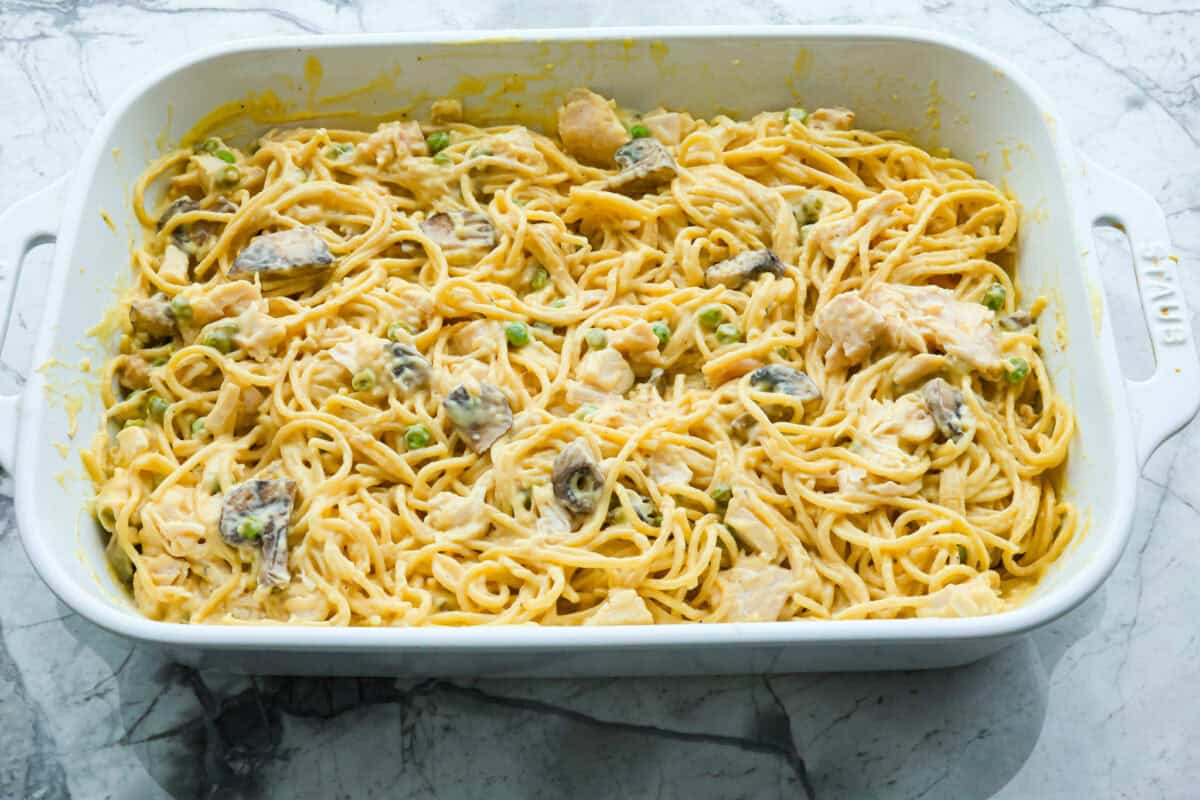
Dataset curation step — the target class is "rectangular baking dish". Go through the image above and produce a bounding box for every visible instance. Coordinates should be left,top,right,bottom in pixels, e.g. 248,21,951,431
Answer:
2,27,1196,676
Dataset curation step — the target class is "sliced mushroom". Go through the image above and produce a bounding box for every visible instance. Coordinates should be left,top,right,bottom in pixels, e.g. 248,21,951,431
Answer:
627,490,661,525
731,412,759,442
922,378,971,441
230,226,334,278
443,382,513,453
748,365,821,401
552,439,604,515
218,477,296,587
129,292,177,339
998,310,1033,331
419,211,496,252
705,249,786,290
386,343,431,393
158,197,235,256
606,137,677,195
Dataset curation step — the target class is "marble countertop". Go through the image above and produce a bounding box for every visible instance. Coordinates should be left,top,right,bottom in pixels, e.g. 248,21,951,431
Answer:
2,2,1198,798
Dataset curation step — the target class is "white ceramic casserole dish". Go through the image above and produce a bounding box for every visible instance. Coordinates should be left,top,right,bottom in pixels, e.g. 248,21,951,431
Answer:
1,27,1196,676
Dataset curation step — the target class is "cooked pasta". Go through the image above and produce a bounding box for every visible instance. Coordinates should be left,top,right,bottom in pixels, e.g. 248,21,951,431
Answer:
85,89,1077,626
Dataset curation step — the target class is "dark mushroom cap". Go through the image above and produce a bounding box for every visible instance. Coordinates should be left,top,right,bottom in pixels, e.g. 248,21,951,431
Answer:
420,210,496,250
218,477,297,588
387,343,431,393
706,249,786,290
608,138,677,195
922,378,970,441
748,364,821,401
552,439,604,514
230,227,334,277
443,382,513,453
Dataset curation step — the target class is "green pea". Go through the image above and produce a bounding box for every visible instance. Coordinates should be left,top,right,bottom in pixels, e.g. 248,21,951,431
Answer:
146,394,169,422
585,329,608,350
169,295,192,321
506,321,531,347
549,298,567,309
190,418,207,437
709,483,732,505
776,346,790,359
216,165,240,187
956,544,969,563
351,369,376,392
215,149,236,164
404,423,432,450
983,283,1006,311
715,322,742,344
574,403,598,421
651,321,671,348
197,138,221,154
201,326,235,354
426,131,451,155
794,193,823,226
123,418,145,429
237,515,263,540
786,107,808,123
629,123,651,139
326,142,355,161
1004,357,1030,384
432,151,452,166
530,265,550,291
698,304,724,330
387,321,415,342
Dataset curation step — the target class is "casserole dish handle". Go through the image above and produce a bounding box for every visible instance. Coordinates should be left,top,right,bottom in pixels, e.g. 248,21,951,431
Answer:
1085,156,1200,468
0,175,70,472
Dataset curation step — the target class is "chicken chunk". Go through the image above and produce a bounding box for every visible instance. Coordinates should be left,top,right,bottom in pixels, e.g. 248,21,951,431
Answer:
577,348,635,394
358,120,427,167
917,573,1004,618
719,556,795,622
814,291,888,367
808,107,856,131
557,88,629,167
583,588,654,625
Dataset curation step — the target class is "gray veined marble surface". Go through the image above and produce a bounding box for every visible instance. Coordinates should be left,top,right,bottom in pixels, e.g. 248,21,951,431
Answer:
1,1,1198,798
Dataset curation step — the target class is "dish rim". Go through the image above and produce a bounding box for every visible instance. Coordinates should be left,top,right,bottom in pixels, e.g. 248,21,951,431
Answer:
13,24,1137,651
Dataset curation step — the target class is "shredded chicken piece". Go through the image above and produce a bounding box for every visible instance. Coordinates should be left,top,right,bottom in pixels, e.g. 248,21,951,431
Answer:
557,88,629,167
815,292,887,367
577,348,635,394
608,320,663,362
329,328,385,374
649,446,693,487
719,556,795,622
450,320,501,358
141,485,221,558
641,110,687,146
232,306,286,362
866,284,1002,375
917,573,1004,618
724,487,779,560
808,107,856,131
583,588,654,625
809,190,904,260
426,480,491,541
358,120,427,167
113,425,151,468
